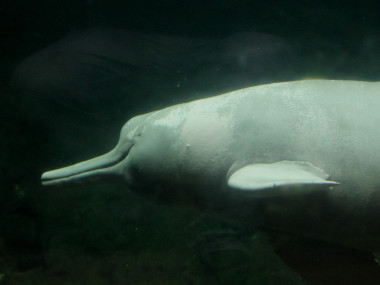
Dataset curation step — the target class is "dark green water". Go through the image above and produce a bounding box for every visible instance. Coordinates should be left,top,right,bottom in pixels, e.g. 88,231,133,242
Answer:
1,1,380,284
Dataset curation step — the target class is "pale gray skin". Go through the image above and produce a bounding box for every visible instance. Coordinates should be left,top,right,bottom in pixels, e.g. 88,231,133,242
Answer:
42,80,380,252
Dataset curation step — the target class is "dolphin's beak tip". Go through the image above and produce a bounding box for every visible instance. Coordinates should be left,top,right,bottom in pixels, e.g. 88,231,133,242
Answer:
41,172,47,180
41,171,53,182
41,170,62,187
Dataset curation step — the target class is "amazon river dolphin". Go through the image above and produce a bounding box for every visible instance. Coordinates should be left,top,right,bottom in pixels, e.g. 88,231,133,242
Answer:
42,80,380,282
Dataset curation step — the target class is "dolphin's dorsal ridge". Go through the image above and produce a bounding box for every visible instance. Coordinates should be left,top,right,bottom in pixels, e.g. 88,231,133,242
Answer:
227,161,339,197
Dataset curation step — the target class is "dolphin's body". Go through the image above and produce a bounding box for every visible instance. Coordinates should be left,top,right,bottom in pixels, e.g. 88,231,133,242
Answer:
42,80,380,260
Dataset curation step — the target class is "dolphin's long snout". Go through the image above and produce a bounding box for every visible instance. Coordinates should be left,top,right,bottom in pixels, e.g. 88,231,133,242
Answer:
41,146,131,187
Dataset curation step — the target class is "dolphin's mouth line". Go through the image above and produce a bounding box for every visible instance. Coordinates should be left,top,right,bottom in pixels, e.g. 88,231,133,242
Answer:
41,147,132,185
42,154,126,183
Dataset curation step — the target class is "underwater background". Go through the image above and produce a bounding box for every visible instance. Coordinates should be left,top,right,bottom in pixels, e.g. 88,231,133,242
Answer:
1,0,380,284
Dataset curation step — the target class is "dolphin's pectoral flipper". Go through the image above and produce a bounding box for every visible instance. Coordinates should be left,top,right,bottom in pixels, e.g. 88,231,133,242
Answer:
227,161,339,197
